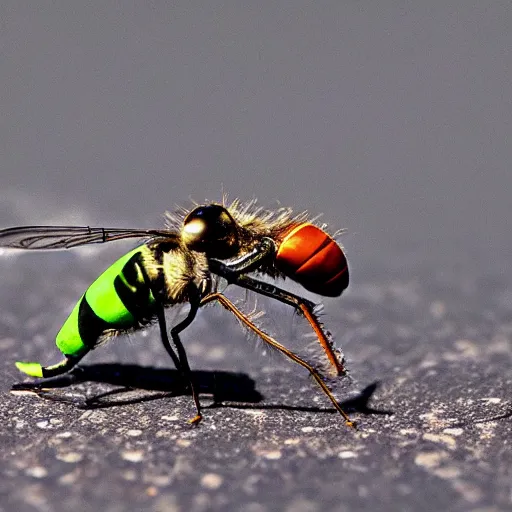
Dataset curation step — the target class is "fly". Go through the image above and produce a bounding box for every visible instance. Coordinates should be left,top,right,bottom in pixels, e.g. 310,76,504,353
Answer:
0,199,353,427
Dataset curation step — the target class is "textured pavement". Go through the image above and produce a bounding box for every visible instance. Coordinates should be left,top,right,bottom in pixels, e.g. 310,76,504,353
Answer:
1,2,511,511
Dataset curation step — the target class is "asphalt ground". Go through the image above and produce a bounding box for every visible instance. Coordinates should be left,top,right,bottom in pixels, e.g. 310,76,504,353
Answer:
1,250,511,512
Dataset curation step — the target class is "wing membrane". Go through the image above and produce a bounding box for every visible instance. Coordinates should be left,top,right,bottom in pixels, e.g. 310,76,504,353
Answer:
0,225,178,250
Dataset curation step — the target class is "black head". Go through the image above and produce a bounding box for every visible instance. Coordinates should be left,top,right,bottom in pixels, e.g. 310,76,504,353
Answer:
181,204,239,258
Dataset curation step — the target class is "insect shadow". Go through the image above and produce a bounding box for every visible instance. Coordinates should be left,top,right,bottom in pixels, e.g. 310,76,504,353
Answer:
12,364,393,417
202,381,393,418
11,363,262,409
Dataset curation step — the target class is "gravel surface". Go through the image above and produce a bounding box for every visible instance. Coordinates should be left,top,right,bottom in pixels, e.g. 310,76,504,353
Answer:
1,257,510,512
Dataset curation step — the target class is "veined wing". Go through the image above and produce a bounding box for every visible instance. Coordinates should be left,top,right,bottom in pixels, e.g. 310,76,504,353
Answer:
0,225,179,250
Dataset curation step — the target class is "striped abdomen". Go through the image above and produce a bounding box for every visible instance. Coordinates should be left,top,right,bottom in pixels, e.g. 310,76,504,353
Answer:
275,223,349,297
55,245,156,357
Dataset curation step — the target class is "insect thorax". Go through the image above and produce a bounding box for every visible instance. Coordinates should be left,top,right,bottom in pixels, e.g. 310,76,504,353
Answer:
141,243,211,304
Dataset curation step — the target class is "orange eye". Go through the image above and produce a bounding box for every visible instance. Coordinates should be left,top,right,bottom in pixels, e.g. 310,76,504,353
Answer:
275,223,349,297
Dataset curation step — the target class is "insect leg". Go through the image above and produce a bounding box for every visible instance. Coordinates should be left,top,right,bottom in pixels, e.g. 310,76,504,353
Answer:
138,261,201,423
136,262,181,371
200,292,355,428
210,261,347,376
241,276,347,376
169,296,203,425
154,303,181,371
212,237,275,273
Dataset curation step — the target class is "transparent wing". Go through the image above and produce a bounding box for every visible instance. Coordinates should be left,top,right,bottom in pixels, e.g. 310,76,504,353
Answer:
0,225,179,250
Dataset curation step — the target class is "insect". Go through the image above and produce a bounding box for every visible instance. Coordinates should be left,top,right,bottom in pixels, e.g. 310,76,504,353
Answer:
0,199,353,427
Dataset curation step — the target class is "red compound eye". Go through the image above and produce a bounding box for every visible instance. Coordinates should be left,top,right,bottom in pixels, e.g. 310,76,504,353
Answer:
275,223,349,297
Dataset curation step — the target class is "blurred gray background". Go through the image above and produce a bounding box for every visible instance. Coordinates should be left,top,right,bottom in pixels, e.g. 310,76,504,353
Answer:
3,2,511,270
1,2,511,512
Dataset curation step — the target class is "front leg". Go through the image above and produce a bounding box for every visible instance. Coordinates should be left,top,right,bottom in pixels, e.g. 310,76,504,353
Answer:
209,237,275,275
210,247,347,377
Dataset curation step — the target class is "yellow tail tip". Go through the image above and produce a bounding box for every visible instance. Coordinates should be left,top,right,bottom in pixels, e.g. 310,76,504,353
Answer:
15,361,43,378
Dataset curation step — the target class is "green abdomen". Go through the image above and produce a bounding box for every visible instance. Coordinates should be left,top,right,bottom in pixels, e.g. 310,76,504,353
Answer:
56,246,156,356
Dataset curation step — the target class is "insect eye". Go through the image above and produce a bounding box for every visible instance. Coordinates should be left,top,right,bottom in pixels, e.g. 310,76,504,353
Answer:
182,205,239,258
